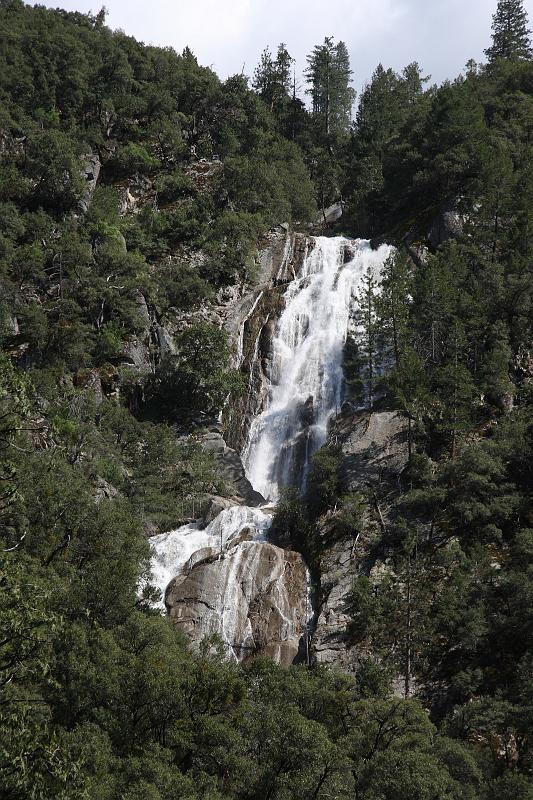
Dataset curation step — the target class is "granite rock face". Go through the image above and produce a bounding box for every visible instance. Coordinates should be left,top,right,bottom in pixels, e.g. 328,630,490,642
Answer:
312,410,409,670
166,537,308,665
201,430,264,506
79,152,101,213
224,232,313,452
334,410,409,490
316,202,343,227
314,533,363,669
428,198,465,249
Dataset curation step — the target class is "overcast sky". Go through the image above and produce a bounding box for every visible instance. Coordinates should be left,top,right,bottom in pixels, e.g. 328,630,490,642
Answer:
32,0,533,93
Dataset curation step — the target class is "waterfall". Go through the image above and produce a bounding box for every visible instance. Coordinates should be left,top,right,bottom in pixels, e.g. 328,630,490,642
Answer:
244,237,393,500
150,506,272,611
149,236,393,660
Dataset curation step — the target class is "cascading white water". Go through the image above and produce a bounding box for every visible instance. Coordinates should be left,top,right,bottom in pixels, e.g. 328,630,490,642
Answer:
150,506,272,611
244,237,393,500
149,236,392,659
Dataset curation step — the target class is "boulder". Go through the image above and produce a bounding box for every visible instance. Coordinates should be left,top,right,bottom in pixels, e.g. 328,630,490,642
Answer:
79,152,101,214
202,495,238,526
317,203,343,226
201,431,265,506
166,539,308,665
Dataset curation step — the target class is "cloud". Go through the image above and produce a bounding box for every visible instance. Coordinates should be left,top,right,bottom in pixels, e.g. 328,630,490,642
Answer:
172,0,254,48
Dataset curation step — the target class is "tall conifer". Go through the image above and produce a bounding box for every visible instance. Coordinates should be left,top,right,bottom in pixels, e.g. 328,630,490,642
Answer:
305,37,355,138
485,0,533,62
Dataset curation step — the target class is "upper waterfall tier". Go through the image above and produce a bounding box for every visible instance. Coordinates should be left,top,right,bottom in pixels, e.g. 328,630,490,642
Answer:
243,237,393,501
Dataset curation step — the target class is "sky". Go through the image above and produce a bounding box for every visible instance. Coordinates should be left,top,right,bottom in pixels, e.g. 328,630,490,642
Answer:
31,0,533,93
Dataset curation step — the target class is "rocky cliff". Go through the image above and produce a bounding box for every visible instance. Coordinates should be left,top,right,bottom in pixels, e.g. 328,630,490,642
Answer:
149,230,316,664
223,230,313,452
166,536,308,666
151,234,406,673
312,408,409,670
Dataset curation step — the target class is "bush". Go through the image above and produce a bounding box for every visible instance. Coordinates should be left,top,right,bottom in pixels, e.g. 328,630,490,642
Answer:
148,321,244,420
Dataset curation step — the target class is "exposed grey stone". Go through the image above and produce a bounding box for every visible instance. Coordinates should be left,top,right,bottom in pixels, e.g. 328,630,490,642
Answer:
120,338,151,371
94,478,119,503
403,233,430,269
312,411,410,671
79,153,101,214
155,325,175,356
317,202,343,226
166,540,308,665
428,198,464,249
333,410,409,490
199,431,264,506
6,315,19,336
218,446,264,506
202,431,227,455
202,495,238,526
132,290,151,331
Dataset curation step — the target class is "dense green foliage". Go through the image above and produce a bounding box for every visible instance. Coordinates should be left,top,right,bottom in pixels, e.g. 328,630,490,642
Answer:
1,0,533,797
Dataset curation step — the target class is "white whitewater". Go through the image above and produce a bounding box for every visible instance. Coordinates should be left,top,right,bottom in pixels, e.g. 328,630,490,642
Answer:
150,506,272,611
244,237,393,500
149,236,393,656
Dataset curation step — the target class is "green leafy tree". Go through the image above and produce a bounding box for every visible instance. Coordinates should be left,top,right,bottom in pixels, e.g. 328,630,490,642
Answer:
376,250,412,369
352,267,379,409
150,321,243,420
252,44,293,118
305,446,343,518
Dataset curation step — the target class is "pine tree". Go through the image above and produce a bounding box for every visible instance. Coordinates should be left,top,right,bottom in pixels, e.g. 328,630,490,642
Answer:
485,0,533,62
376,250,412,369
253,44,293,118
275,43,292,97
352,268,379,409
252,47,275,100
305,37,355,139
355,65,402,158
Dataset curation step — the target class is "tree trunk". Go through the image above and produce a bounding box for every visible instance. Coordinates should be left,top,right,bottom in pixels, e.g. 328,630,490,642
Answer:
404,556,412,699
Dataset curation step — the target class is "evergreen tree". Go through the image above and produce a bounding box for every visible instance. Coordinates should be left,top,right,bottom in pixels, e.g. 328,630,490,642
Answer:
274,42,292,97
252,43,293,118
376,250,412,369
305,37,355,139
352,268,379,409
354,65,403,159
252,46,275,100
485,0,533,62
482,320,515,411
345,62,428,234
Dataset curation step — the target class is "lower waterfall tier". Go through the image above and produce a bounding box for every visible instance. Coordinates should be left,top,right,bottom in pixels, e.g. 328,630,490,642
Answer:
150,504,309,664
166,538,308,665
